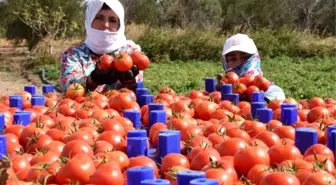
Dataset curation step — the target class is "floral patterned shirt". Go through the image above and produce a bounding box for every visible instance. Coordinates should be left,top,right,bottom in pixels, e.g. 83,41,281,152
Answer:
60,41,144,92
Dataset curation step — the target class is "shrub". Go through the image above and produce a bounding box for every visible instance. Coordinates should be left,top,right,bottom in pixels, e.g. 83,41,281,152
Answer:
133,25,335,62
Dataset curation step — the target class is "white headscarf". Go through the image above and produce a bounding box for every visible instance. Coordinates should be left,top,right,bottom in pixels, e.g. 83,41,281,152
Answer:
84,0,127,55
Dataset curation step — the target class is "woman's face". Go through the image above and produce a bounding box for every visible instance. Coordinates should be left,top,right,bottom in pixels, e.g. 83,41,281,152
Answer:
225,51,251,69
91,9,119,32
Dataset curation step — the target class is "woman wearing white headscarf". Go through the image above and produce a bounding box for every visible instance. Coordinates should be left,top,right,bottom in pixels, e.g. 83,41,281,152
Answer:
221,33,286,101
60,0,143,92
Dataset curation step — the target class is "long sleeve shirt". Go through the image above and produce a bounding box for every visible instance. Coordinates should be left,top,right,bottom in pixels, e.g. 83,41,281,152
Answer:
60,40,144,92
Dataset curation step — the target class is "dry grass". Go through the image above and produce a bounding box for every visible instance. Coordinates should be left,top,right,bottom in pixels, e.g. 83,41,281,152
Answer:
125,23,148,41
0,39,26,47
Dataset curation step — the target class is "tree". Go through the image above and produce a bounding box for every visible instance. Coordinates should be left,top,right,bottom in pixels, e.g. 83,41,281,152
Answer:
14,2,67,54
0,0,84,52
133,0,159,26
119,0,140,24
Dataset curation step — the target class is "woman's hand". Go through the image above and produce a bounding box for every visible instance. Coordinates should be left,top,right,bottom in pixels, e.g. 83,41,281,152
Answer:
118,65,139,91
88,65,139,91
118,65,139,83
89,67,119,85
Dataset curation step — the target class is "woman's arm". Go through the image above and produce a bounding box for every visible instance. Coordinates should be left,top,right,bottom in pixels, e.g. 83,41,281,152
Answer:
60,50,97,92
116,41,143,91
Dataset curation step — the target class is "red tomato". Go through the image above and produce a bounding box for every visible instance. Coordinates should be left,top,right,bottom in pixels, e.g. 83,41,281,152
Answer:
304,154,336,175
274,126,295,140
25,133,53,154
58,103,78,117
55,153,95,184
33,115,55,128
16,91,32,109
194,101,219,120
89,161,124,185
224,72,240,85
308,97,326,109
61,140,94,159
26,162,60,184
102,118,126,136
64,131,94,146
95,151,129,171
247,164,271,185
180,125,203,142
44,141,65,155
11,155,31,180
267,120,283,130
93,141,113,155
128,156,159,178
97,131,124,147
191,149,221,171
202,159,238,182
205,168,234,185
248,138,268,148
20,124,47,147
234,146,270,176
254,131,281,147
215,138,248,156
114,52,133,72
268,99,283,111
30,150,60,166
304,144,335,162
307,106,330,123
239,74,255,87
246,85,260,101
252,76,271,92
188,136,213,149
226,128,251,142
99,54,114,70
260,172,300,185
0,94,9,106
46,129,65,142
302,171,336,185
65,83,85,100
130,51,150,70
268,143,302,164
164,165,189,185
241,120,267,138
233,83,247,97
279,159,313,173
75,107,94,119
160,153,190,177
109,93,135,111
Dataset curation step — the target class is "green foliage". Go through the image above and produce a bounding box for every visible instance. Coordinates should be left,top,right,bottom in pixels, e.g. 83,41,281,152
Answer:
0,0,84,49
142,57,336,99
30,54,60,81
133,0,159,26
0,26,5,38
136,26,335,62
156,0,222,28
38,56,335,99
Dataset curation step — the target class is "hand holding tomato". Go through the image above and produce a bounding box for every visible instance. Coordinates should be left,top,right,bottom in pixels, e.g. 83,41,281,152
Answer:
112,51,150,72
98,54,114,70
131,51,150,70
89,66,119,85
114,52,133,72
118,65,139,83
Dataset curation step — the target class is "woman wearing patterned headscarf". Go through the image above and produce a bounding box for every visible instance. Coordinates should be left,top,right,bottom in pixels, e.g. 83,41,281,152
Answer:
221,34,286,101
60,0,143,93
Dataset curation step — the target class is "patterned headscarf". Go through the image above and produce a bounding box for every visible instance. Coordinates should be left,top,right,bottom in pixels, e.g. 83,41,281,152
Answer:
222,54,263,77
222,34,263,77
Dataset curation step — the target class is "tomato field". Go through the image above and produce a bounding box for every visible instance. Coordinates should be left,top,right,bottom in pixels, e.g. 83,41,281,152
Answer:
0,51,335,185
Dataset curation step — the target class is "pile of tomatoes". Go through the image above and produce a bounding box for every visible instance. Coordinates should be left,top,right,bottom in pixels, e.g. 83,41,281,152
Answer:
0,74,335,185
216,72,271,101
99,51,150,72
